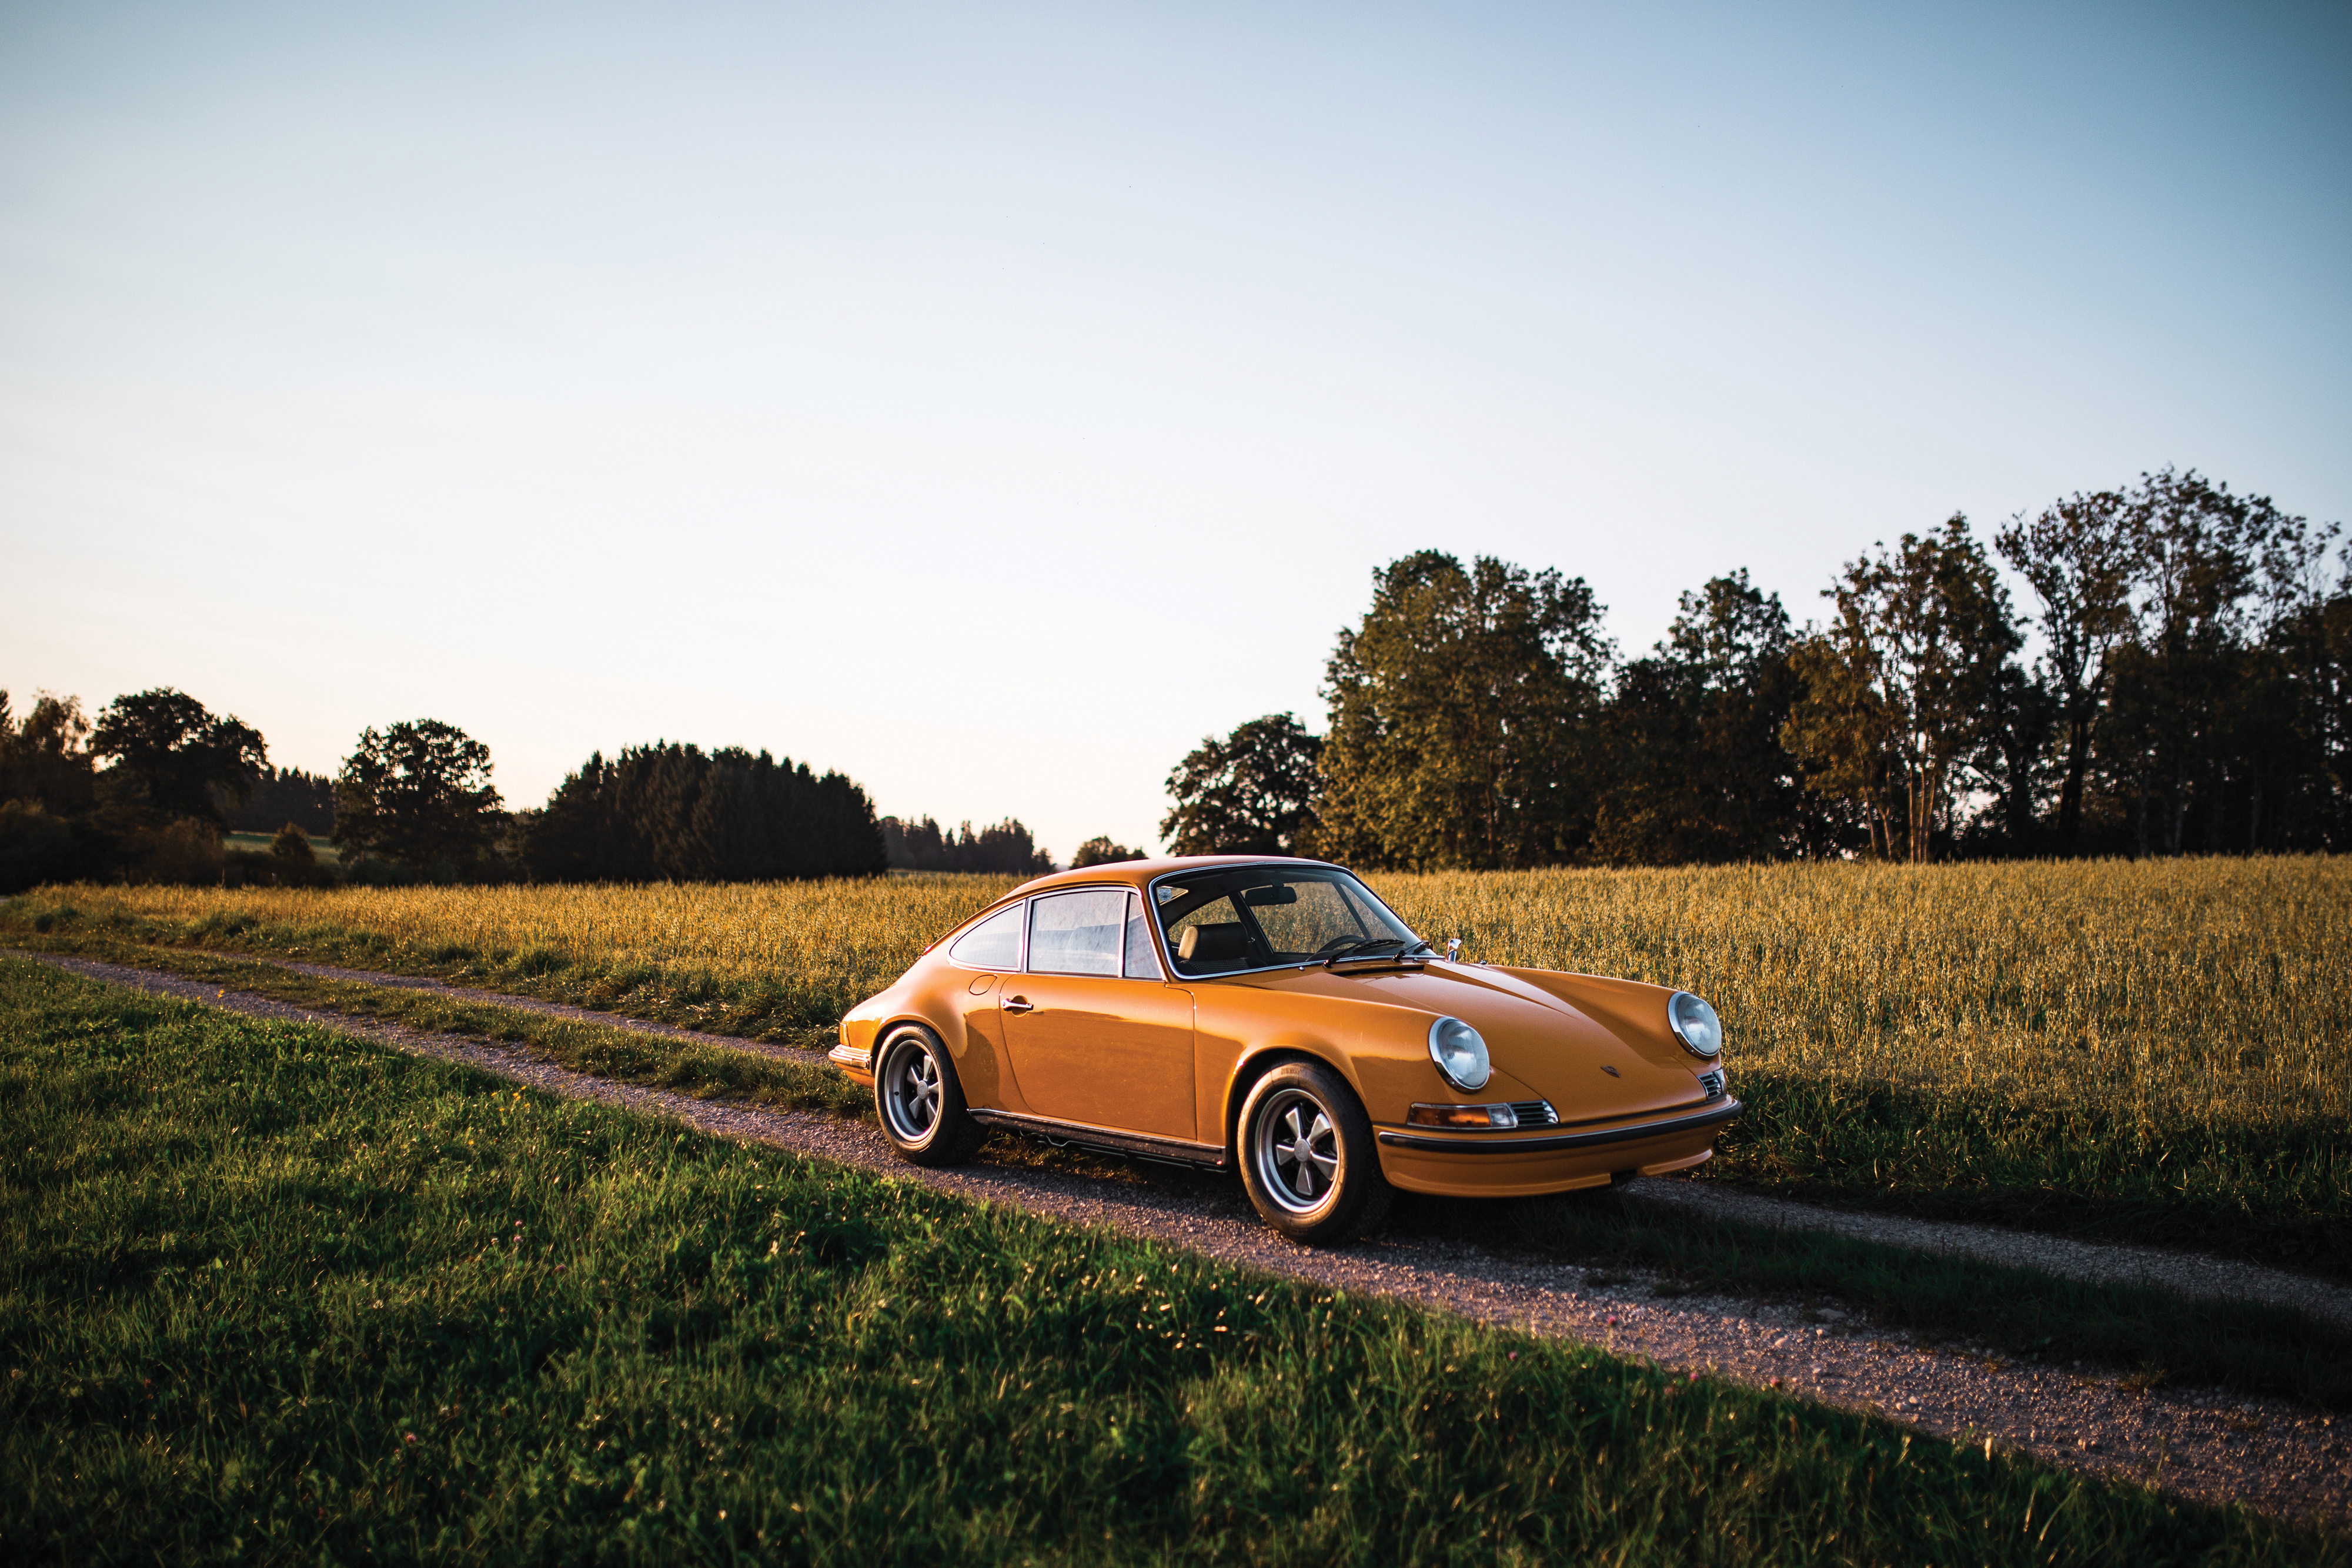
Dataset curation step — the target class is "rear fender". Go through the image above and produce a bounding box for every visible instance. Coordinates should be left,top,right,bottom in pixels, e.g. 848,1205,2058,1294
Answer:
866,1005,1014,1109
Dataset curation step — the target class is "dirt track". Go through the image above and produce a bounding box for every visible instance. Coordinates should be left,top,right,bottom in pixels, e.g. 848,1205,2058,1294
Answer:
214,951,2352,1332
16,948,2351,1527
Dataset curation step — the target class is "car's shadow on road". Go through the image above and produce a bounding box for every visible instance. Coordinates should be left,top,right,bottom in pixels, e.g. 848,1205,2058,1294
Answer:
967,1126,1648,1261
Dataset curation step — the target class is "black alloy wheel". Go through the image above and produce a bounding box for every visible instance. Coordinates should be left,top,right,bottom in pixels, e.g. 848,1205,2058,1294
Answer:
874,1025,987,1167
1236,1060,1392,1244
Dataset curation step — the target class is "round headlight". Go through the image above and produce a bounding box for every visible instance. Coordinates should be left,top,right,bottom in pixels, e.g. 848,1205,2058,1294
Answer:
1427,1016,1491,1092
1668,992,1723,1058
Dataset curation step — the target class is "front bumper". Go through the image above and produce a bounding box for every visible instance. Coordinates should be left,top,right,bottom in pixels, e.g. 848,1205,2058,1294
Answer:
1373,1096,1742,1197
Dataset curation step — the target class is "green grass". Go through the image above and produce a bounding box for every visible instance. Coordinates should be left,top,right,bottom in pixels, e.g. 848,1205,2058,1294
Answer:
3,929,868,1121
2,959,2338,1565
1710,1069,2350,1277
10,927,2352,1410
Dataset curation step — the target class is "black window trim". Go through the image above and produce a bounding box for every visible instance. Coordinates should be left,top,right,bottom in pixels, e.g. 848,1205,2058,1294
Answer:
1023,884,1141,980
944,898,1028,973
1144,860,1421,981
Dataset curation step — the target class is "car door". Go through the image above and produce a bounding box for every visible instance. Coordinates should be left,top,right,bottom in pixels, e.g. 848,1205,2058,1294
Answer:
1001,888,1196,1141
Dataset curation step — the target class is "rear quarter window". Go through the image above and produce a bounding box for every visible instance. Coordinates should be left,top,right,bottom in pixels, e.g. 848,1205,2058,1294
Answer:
948,903,1024,969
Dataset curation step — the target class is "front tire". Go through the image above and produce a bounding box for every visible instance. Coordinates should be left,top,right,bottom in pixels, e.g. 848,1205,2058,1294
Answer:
1237,1061,1392,1244
874,1025,987,1167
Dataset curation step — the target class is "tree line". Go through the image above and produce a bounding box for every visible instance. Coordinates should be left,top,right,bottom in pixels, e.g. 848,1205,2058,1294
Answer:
15,465,2336,887
1163,468,2349,866
1,687,279,891
878,815,1055,875
529,744,887,882
0,691,910,891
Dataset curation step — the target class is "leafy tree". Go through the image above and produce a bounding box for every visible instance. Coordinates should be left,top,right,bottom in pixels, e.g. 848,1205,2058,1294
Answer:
269,822,316,864
1782,631,1905,858
1592,571,1812,864
1989,467,2350,855
1069,836,1147,867
333,720,505,871
0,800,81,892
0,690,95,817
526,744,887,882
1316,551,1612,870
1995,488,2137,847
2099,469,2299,855
1160,713,1323,857
1966,660,2060,854
2249,537,2352,850
89,687,265,827
1783,517,2020,862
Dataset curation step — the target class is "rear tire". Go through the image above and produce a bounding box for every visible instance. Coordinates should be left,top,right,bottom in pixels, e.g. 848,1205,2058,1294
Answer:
874,1025,987,1167
1237,1061,1392,1245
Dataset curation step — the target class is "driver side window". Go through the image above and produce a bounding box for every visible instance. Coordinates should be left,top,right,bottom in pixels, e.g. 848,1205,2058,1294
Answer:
1161,892,1257,975
1027,889,1127,977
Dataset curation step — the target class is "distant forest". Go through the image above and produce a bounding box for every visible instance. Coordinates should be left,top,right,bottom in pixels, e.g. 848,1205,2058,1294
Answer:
0,694,903,891
880,815,1054,875
227,766,336,836
522,744,887,883
0,683,1057,891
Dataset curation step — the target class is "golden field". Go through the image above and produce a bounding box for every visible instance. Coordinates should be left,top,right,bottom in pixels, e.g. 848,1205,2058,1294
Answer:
1398,858,2351,1129
12,856,2347,1128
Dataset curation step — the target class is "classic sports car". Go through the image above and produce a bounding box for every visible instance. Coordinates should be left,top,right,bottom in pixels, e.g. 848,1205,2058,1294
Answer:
832,856,1739,1244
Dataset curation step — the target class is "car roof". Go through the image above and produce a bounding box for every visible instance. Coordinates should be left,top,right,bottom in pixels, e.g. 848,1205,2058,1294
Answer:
1003,854,1341,900
920,855,1352,954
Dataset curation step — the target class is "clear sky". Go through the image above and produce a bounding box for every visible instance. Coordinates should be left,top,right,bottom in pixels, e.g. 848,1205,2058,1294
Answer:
4,1,2345,862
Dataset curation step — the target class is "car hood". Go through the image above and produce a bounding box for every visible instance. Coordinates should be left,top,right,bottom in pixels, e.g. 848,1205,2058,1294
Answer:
1240,960,1710,1119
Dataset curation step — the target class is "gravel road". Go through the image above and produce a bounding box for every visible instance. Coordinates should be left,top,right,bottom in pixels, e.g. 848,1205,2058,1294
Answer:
178,950,2352,1332
1626,1181,2352,1332
229,954,823,1061
15,948,2350,1527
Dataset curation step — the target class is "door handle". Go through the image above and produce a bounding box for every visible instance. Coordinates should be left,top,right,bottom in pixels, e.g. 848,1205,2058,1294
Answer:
1003,995,1034,1014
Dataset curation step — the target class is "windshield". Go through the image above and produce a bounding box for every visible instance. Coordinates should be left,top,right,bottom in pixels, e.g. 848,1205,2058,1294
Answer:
1152,865,1421,977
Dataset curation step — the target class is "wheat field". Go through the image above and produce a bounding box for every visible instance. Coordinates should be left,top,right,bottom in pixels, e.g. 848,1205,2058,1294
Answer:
1389,858,2351,1129
12,857,2347,1129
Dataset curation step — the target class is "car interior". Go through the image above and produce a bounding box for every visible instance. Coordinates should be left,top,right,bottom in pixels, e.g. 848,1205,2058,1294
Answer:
1156,869,1409,975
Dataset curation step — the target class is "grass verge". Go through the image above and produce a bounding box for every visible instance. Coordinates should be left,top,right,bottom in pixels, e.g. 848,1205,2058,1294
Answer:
0,891,914,1047
2,930,867,1121
1710,1070,2350,1280
2,957,2340,1565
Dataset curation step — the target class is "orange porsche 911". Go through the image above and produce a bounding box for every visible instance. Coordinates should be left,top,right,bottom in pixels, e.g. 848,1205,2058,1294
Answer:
831,856,1739,1244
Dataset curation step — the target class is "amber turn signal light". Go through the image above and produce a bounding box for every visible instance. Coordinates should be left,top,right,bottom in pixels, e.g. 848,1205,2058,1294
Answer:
1406,1102,1519,1129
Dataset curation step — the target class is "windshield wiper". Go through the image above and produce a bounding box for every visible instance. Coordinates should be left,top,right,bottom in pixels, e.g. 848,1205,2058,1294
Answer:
1322,937,1432,969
